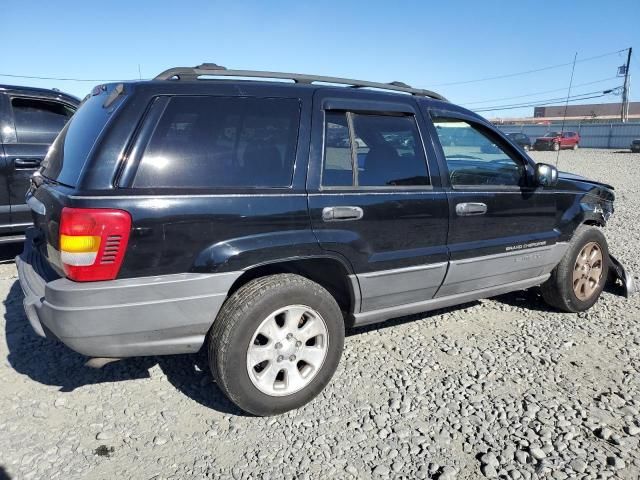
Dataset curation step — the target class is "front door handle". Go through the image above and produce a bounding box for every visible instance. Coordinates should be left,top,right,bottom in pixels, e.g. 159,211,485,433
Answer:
14,158,43,170
322,206,364,222
456,202,487,216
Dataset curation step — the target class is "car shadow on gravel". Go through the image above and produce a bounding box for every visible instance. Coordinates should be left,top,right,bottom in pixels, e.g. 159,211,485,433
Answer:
0,465,11,480
0,244,22,264
493,279,628,312
3,281,246,416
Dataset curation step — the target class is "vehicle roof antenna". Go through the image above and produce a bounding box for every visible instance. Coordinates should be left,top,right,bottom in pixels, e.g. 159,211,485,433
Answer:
556,52,578,169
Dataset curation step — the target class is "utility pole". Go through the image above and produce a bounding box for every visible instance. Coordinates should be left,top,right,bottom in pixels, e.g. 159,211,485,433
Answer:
621,47,632,122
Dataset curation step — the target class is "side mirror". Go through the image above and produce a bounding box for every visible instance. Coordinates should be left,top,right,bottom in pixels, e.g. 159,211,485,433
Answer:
535,163,558,187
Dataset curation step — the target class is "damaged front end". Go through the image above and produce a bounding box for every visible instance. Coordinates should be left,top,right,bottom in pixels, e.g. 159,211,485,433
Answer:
608,254,635,298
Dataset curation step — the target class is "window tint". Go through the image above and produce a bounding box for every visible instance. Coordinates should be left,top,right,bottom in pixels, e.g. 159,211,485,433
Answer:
133,96,300,188
433,119,525,187
11,97,75,144
323,112,353,186
353,114,428,187
41,93,110,187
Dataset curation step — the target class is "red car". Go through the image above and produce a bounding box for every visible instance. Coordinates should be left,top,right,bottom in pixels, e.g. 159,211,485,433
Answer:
534,131,580,151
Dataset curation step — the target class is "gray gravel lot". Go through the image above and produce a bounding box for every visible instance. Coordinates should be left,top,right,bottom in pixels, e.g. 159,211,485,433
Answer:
1,148,639,480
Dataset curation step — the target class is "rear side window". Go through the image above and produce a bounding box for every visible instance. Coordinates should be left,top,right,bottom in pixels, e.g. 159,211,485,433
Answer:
323,112,353,187
133,96,301,188
322,112,429,187
11,97,75,144
41,93,111,187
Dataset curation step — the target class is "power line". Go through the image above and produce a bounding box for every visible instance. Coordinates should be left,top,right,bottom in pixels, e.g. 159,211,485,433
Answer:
0,72,142,82
473,90,617,113
0,48,628,86
461,77,618,106
474,89,608,111
475,94,607,113
428,49,626,87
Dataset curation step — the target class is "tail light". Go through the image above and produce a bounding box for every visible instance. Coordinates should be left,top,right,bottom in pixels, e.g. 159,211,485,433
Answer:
59,207,131,282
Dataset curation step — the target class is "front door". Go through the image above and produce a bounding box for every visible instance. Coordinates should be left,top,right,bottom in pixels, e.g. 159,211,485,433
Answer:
428,110,564,297
307,91,449,313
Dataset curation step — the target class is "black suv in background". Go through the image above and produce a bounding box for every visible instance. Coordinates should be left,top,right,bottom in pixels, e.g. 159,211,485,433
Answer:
505,132,532,151
0,85,79,242
16,65,631,415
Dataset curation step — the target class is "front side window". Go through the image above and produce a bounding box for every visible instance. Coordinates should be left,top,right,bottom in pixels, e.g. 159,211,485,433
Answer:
11,97,75,144
322,111,429,187
133,96,300,188
433,118,525,188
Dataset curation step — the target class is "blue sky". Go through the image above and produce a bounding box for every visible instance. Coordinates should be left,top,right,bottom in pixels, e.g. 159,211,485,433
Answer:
3,1,638,118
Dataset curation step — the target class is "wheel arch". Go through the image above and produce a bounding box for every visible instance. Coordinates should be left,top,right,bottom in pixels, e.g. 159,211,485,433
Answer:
226,256,360,322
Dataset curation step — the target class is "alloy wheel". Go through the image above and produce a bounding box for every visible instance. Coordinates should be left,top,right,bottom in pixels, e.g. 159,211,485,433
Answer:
572,241,604,300
246,305,329,396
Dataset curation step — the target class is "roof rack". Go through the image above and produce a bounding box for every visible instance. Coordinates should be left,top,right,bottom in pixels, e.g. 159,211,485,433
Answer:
154,63,447,101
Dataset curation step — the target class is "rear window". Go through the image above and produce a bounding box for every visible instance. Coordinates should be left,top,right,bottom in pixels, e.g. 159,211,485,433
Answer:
132,96,301,188
40,92,113,187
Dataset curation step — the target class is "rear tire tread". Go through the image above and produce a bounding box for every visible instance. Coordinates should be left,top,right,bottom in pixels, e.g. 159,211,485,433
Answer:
208,274,343,415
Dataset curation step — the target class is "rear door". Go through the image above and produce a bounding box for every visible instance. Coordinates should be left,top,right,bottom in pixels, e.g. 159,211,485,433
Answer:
3,95,75,227
307,91,449,313
426,108,562,297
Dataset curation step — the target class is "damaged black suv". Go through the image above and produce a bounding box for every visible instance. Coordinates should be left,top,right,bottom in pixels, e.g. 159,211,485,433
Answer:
17,64,632,415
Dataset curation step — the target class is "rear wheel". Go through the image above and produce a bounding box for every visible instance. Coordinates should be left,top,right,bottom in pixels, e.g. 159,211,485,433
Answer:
541,226,609,312
208,274,344,416
573,143,579,150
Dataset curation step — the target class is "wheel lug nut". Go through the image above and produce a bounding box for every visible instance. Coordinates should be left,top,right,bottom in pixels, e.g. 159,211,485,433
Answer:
286,333,293,340
295,341,302,347
277,355,284,362
275,342,282,350
289,355,296,361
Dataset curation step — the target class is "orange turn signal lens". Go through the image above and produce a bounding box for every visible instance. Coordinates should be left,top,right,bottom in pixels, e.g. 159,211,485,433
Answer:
60,234,101,253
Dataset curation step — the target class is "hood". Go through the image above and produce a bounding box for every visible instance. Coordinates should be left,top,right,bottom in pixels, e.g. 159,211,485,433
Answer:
558,170,614,192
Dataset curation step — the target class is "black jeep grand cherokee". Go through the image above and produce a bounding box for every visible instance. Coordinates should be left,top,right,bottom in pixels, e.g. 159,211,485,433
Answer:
17,64,631,415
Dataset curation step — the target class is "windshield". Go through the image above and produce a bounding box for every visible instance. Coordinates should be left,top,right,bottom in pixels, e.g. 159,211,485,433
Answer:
545,131,561,137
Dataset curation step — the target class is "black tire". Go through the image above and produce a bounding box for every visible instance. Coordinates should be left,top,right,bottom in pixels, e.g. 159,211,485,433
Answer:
541,226,609,312
208,274,344,416
573,143,579,151
553,142,560,151
523,144,530,152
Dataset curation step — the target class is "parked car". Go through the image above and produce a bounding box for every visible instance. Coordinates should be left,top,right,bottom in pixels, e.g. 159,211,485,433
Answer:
534,131,580,151
16,65,631,415
505,132,532,151
0,85,79,243
631,139,640,153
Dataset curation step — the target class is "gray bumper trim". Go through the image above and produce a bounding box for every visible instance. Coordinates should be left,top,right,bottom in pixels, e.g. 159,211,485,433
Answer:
17,247,241,357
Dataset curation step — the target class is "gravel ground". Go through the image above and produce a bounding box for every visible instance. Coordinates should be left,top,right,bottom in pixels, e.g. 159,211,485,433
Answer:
1,148,639,480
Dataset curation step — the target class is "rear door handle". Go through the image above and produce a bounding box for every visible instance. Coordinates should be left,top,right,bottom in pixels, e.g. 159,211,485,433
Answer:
456,202,487,216
14,158,42,170
322,206,364,222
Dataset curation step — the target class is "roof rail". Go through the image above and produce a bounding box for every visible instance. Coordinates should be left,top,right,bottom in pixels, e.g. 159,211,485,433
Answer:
153,63,447,101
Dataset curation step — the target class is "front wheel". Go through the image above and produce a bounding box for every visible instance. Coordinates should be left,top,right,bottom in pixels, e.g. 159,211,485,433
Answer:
541,226,609,312
553,142,560,151
208,274,344,416
523,144,530,152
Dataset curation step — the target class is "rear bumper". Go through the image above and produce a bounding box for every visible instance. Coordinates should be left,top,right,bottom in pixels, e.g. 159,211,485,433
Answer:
16,231,241,357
